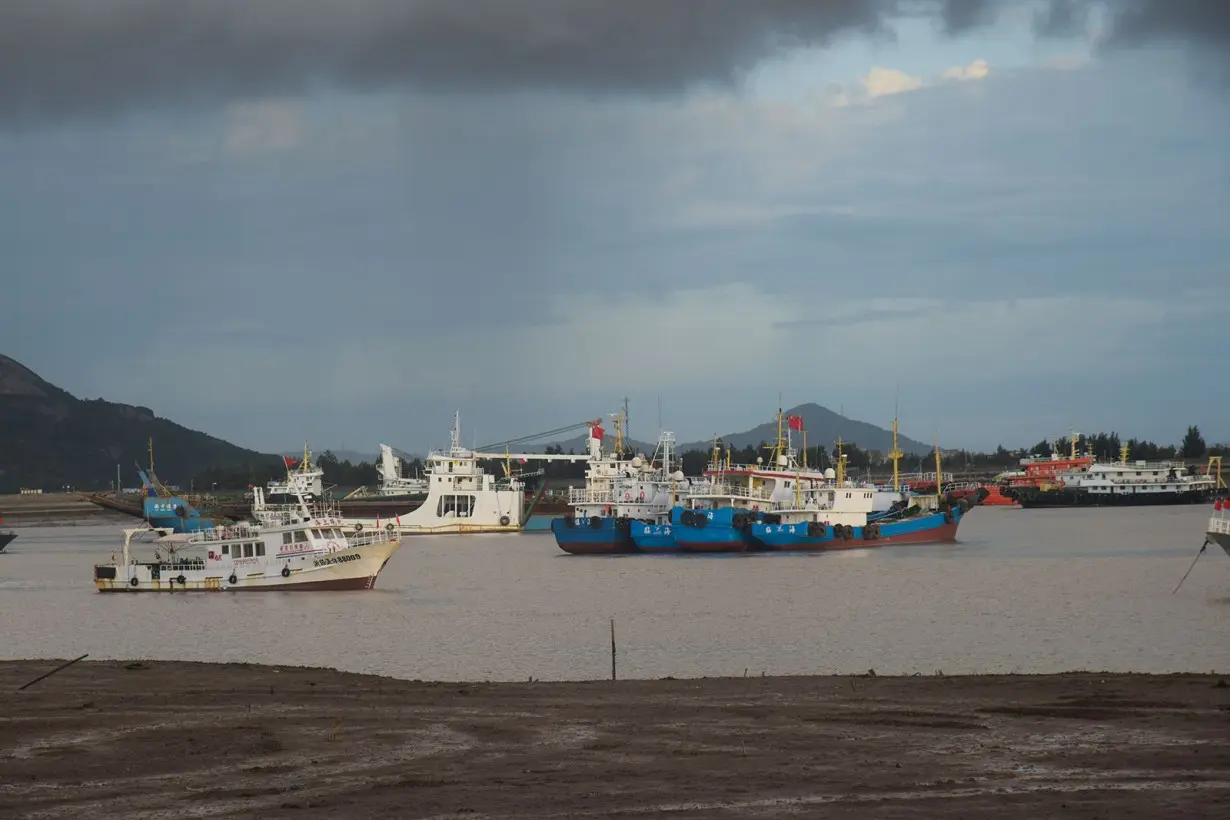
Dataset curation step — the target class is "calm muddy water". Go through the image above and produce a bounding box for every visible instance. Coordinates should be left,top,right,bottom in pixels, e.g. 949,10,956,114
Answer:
1,506,1227,681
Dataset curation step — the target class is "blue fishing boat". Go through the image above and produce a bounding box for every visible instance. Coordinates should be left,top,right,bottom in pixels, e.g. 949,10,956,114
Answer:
551,412,690,555
136,440,215,534
745,431,982,552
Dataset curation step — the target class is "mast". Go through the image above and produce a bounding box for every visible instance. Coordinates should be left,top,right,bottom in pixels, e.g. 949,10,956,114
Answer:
835,438,846,485
1069,428,1078,460
889,417,904,492
934,432,943,506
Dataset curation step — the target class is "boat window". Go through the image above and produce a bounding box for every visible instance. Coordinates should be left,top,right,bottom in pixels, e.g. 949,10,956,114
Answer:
294,530,308,542
283,532,293,545
221,544,229,556
312,529,324,540
256,543,266,557
244,543,254,558
437,494,475,517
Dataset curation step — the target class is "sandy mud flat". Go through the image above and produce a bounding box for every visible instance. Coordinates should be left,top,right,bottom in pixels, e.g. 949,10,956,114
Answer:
1,660,1228,818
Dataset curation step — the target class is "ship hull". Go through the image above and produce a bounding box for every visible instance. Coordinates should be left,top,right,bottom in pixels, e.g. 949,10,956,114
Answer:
629,522,680,553
551,516,636,555
979,485,1019,507
1210,530,1230,559
1012,488,1215,508
0,532,15,552
749,508,964,551
93,540,401,593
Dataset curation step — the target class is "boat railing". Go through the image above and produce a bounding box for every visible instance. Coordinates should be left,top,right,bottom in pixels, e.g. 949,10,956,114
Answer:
569,487,617,505
689,481,774,502
348,528,400,548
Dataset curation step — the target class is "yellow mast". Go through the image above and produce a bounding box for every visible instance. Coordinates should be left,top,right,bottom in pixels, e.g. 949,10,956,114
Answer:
1069,429,1078,460
709,436,720,472
802,428,808,469
889,417,904,492
611,409,626,456
1120,442,1130,465
835,438,846,485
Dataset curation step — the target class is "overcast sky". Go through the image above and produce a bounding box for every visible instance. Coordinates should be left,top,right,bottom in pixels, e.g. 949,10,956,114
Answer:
2,1,1228,454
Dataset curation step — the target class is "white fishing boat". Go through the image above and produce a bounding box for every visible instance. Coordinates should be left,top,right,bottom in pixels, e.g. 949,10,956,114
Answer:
93,481,402,592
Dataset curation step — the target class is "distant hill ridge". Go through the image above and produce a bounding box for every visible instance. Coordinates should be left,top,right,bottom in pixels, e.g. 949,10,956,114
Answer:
528,403,932,457
0,354,280,492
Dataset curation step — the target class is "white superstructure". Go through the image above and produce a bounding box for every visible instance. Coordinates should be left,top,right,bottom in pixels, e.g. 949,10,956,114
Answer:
94,481,401,592
566,413,690,524
343,412,534,535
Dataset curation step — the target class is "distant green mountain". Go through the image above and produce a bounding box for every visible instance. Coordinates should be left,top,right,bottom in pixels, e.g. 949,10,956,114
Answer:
0,354,281,493
676,403,932,457
533,403,931,458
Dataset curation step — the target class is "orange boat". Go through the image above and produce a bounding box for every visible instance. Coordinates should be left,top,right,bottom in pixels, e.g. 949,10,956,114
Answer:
979,484,1018,506
987,433,1095,506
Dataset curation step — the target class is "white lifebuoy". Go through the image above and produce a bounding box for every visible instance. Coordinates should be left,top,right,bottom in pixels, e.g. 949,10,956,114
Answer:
638,491,646,502
624,492,632,501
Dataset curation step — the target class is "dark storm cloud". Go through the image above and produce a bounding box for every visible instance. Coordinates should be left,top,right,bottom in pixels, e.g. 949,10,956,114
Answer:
1,0,1228,126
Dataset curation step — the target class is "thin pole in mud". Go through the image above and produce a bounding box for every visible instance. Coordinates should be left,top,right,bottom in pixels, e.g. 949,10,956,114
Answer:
610,618,617,681
1172,541,1209,595
18,653,89,691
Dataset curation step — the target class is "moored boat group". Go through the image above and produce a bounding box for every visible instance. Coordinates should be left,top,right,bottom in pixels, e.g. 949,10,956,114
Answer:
551,411,982,555
7,405,1223,591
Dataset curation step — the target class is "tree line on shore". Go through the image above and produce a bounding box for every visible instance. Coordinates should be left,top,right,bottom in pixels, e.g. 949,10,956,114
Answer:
184,426,1226,491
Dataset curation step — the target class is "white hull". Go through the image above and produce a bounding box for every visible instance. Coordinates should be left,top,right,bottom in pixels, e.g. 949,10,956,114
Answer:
1209,515,1230,559
94,539,401,592
344,487,524,536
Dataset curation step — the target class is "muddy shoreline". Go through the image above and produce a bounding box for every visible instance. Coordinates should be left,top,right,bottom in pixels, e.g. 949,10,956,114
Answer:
2,660,1228,818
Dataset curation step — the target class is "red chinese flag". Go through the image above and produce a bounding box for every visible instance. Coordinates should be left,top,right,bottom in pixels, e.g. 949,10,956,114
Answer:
592,425,605,440
788,415,804,431
283,456,298,468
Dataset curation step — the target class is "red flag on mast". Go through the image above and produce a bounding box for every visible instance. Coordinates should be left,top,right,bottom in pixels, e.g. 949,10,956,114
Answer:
591,424,605,440
283,456,298,469
787,415,804,431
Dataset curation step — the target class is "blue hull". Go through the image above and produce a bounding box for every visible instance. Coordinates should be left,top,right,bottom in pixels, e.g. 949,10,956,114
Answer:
143,497,215,534
673,506,761,553
750,507,966,551
551,516,635,554
629,521,681,553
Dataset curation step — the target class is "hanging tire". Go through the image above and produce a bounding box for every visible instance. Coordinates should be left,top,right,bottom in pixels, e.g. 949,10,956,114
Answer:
228,574,237,585
174,505,186,517
129,576,138,587
499,515,511,526
176,574,186,585
944,510,954,524
385,522,395,533
681,510,695,526
564,515,575,528
589,516,601,530
281,565,290,578
354,523,363,532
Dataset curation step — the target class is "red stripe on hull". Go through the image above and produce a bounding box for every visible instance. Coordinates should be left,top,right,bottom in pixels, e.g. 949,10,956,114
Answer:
97,575,382,592
557,543,634,555
676,540,747,553
759,520,962,551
